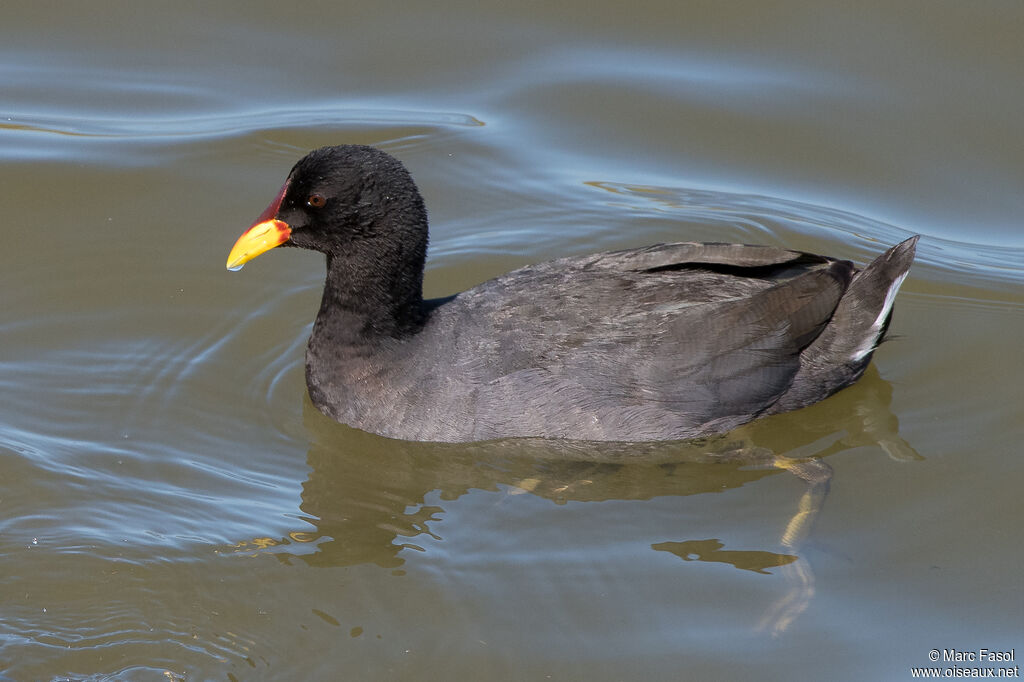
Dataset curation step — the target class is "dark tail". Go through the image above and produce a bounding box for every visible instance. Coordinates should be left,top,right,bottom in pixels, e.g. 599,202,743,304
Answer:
767,236,918,414
834,235,919,363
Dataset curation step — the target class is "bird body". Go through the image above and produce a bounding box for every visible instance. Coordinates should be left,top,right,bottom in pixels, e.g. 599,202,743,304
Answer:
227,145,917,443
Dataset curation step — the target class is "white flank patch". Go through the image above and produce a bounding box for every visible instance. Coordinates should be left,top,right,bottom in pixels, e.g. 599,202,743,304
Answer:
851,270,910,362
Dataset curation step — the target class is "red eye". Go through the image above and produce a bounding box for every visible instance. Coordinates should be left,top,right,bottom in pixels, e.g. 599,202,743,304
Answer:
307,193,326,208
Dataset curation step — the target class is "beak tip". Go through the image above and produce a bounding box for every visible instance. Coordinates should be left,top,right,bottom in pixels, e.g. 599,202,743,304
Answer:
225,248,250,271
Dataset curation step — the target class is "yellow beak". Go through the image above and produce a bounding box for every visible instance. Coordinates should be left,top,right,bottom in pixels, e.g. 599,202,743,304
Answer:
226,219,291,270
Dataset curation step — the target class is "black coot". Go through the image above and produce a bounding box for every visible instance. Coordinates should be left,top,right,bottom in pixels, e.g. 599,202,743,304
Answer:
227,145,917,442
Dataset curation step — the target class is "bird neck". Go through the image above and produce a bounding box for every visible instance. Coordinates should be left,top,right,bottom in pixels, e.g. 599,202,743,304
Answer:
310,247,426,350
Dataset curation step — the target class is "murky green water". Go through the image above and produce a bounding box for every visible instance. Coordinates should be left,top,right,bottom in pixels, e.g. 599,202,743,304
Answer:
2,1,1022,680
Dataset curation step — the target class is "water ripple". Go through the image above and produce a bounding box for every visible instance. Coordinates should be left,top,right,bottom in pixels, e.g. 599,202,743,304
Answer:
0,289,314,552
3,106,483,141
